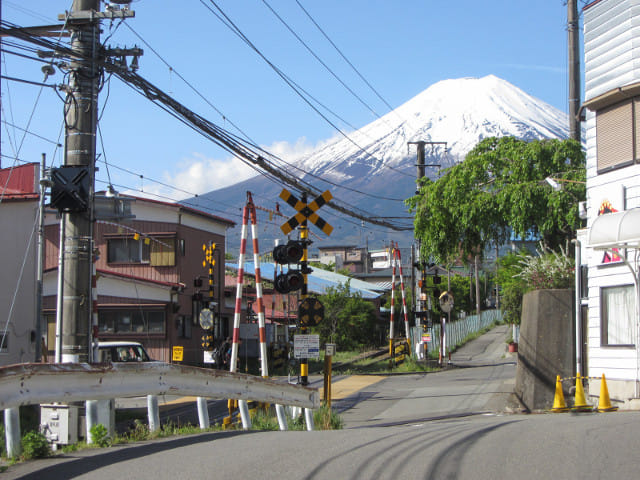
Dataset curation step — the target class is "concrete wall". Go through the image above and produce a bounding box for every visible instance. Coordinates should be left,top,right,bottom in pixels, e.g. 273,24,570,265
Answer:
515,289,575,411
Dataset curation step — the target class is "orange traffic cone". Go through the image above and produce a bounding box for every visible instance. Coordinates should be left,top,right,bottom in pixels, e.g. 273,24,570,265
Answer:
572,373,593,412
597,373,618,412
551,375,568,412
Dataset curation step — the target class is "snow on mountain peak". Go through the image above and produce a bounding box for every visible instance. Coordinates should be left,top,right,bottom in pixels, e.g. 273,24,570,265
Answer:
299,75,568,181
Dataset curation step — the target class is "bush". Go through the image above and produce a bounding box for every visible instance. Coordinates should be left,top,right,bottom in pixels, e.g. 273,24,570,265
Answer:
0,423,5,458
497,244,574,325
21,431,51,460
89,424,111,447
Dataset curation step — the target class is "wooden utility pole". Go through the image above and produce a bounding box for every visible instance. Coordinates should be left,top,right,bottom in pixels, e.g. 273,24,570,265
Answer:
568,0,581,141
59,0,101,362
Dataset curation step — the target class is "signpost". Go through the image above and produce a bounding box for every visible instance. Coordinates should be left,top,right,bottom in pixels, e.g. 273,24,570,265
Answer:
324,343,336,407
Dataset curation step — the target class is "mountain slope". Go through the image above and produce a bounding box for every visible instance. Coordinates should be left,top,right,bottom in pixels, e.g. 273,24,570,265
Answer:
189,75,568,252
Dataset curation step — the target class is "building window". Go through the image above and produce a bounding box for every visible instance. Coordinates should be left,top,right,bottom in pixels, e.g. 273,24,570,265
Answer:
0,333,8,353
150,237,175,266
107,237,150,263
596,98,637,173
99,309,165,335
601,285,635,346
106,235,176,266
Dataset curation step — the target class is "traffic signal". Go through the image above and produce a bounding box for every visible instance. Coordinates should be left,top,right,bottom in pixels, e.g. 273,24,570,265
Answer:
273,240,304,264
274,270,304,293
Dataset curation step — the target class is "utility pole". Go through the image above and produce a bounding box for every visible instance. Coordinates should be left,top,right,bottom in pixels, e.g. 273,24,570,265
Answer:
59,0,101,362
408,141,446,333
54,1,136,362
568,0,581,141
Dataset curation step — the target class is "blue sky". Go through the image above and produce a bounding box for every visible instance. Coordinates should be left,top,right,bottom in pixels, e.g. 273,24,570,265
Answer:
2,0,578,203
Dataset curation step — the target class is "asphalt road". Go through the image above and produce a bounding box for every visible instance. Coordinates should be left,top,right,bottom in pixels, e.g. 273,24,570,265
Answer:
7,325,640,480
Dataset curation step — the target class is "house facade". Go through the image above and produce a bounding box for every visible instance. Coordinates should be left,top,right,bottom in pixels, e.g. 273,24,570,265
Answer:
581,0,640,407
317,245,368,273
43,195,235,365
0,163,41,366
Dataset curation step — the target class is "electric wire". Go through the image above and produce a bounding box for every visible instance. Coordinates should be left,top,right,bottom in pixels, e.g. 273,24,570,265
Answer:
120,22,404,201
200,0,415,179
261,0,383,120
1,19,408,204
294,0,397,115
0,20,411,230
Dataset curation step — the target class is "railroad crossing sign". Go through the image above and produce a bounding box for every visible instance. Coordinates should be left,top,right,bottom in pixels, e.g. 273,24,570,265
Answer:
279,188,333,236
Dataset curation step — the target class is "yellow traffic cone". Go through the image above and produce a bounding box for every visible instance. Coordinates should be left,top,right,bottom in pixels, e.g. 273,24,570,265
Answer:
597,373,618,412
551,375,568,412
572,373,593,412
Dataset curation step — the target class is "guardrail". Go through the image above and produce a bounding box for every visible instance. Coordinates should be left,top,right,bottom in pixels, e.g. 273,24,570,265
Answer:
1,362,319,457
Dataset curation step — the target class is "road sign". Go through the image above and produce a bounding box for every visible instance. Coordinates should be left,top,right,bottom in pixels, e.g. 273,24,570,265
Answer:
294,334,320,359
279,188,333,235
172,346,184,362
298,297,324,327
325,343,336,356
439,291,454,313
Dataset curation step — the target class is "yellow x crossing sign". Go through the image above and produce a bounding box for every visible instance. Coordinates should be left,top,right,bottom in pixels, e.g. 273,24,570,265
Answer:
279,189,333,236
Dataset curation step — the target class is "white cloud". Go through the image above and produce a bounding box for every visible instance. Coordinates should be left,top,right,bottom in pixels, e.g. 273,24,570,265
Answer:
146,136,334,201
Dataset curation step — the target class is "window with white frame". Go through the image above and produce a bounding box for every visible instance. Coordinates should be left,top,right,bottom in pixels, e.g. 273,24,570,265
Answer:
601,285,636,346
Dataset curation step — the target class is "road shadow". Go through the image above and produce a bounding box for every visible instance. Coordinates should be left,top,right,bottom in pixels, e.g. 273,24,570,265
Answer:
7,430,248,480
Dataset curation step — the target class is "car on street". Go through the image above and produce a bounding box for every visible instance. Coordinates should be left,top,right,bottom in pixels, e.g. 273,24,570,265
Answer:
97,341,154,363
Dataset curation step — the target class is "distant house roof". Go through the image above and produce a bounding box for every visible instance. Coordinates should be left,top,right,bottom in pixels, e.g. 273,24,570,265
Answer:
226,262,383,299
0,163,39,201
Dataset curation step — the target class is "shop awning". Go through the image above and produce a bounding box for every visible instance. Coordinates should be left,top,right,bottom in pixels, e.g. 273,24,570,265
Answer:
588,208,640,250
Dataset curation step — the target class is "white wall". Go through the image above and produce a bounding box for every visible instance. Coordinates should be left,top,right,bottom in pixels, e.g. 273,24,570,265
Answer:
584,0,640,394
0,201,38,365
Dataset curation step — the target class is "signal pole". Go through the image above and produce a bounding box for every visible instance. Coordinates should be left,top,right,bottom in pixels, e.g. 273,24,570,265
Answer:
299,193,309,386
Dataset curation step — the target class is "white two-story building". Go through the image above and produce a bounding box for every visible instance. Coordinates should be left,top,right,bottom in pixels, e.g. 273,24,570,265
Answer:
580,0,640,407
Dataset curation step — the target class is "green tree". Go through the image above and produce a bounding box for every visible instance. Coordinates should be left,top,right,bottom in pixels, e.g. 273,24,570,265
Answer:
314,282,379,350
407,137,585,264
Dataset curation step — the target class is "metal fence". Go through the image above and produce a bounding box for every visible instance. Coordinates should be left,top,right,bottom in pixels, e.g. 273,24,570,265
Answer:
410,309,504,356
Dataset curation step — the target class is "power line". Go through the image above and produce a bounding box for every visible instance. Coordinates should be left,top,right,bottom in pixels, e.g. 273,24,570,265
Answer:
120,20,405,201
0,19,410,230
261,0,382,120
294,0,397,116
200,0,414,180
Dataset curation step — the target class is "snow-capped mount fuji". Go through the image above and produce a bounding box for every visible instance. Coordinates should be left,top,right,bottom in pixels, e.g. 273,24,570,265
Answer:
189,75,568,250
298,74,567,182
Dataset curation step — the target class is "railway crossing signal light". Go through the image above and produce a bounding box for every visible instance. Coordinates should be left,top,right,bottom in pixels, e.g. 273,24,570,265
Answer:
273,240,304,264
201,334,214,351
274,270,304,294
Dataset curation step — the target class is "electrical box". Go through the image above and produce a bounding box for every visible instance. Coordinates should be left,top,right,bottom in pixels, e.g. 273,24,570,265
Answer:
40,404,79,445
